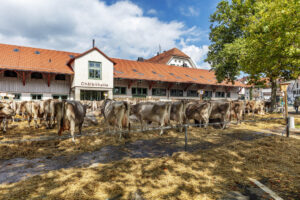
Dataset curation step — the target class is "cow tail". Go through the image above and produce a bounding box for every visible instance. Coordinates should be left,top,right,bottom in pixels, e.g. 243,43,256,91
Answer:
60,101,65,128
126,102,131,132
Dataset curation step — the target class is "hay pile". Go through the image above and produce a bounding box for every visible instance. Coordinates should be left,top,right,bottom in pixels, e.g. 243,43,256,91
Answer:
0,114,295,160
0,135,299,200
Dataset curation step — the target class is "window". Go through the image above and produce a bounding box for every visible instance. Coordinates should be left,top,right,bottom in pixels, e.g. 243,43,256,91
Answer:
187,90,198,97
226,92,231,98
13,94,21,100
52,95,68,100
55,74,66,80
88,61,101,80
4,70,17,78
132,87,147,97
114,87,127,95
31,72,43,79
31,94,43,100
170,89,183,97
152,88,166,96
80,90,103,101
203,91,212,99
35,51,40,54
215,92,225,98
13,48,19,52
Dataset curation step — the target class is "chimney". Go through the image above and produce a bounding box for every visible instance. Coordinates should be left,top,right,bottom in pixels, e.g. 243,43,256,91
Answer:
157,52,159,56
92,39,95,48
137,57,144,62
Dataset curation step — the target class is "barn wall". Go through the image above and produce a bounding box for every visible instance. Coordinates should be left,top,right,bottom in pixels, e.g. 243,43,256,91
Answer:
0,73,71,100
113,79,240,100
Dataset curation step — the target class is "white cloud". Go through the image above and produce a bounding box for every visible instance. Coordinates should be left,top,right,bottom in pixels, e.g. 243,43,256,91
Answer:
182,44,210,69
0,0,200,59
180,6,200,17
147,9,157,15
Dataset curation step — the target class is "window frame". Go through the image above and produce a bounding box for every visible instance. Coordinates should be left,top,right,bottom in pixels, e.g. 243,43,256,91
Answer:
55,74,66,81
152,88,167,96
31,72,43,79
31,94,43,100
113,87,127,95
13,93,21,100
80,90,103,101
88,61,102,80
187,90,198,97
170,89,184,97
52,94,68,100
4,70,17,78
215,91,225,98
132,87,147,97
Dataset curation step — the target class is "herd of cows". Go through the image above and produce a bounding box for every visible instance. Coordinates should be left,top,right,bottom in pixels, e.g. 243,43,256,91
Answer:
0,98,270,142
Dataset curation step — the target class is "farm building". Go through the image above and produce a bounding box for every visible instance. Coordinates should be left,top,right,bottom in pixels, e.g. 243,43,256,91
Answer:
0,43,247,101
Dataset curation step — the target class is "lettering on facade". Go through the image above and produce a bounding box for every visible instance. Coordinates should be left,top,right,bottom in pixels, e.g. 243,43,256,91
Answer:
81,82,109,87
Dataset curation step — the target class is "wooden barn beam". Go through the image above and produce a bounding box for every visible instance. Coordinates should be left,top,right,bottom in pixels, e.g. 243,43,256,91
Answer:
167,83,174,90
184,83,193,91
127,80,136,89
148,81,155,90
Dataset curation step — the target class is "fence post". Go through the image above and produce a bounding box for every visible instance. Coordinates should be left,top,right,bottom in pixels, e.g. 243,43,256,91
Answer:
184,125,188,151
286,117,290,137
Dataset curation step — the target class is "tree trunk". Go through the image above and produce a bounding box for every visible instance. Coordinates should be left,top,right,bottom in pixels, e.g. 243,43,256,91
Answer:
270,77,277,112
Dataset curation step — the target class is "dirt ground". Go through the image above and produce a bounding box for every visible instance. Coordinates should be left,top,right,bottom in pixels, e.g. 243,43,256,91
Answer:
0,114,299,199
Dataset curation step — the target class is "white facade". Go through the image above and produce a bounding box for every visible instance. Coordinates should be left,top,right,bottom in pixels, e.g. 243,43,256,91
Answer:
70,49,114,100
167,56,196,68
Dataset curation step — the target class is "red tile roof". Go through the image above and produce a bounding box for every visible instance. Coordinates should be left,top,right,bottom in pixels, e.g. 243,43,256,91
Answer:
146,48,190,64
112,58,247,87
67,47,116,66
0,43,247,87
0,43,77,74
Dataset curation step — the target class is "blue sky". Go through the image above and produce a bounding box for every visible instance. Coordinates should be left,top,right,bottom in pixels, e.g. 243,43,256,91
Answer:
0,0,221,69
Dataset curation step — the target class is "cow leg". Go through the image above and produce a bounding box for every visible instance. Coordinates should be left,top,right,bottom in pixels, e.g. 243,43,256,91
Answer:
70,120,76,143
2,118,7,133
159,119,164,135
34,117,39,129
27,116,32,128
78,123,83,135
194,119,201,128
202,116,209,129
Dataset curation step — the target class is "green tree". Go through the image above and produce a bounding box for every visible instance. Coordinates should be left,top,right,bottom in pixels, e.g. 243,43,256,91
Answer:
206,0,300,110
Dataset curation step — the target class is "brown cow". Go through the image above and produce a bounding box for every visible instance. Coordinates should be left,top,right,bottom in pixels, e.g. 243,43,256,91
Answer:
0,102,15,133
209,101,231,129
130,101,171,135
230,100,245,124
170,100,188,132
40,99,59,128
55,100,86,142
17,101,41,128
185,101,211,128
102,99,130,138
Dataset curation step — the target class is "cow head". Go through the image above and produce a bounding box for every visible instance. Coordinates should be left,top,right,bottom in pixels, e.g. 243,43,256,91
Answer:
0,103,15,117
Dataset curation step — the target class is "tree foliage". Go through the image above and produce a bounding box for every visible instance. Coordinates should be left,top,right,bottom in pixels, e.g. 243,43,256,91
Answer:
206,0,300,109
206,0,300,83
